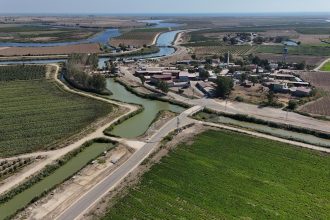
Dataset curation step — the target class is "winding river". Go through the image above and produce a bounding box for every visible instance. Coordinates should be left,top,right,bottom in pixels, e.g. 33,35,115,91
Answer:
0,28,121,47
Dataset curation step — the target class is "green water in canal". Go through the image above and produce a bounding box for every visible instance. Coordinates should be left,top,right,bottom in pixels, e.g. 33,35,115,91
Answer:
106,79,185,138
0,142,114,220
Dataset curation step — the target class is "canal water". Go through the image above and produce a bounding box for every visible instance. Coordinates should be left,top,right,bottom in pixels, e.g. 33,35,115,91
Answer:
0,19,178,47
0,142,114,220
98,30,180,68
106,79,184,138
138,20,182,28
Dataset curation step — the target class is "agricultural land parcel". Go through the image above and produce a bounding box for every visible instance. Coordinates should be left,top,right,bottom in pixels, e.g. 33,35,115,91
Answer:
183,26,330,59
0,43,101,56
0,65,113,157
0,25,99,43
110,28,167,47
299,71,330,116
103,130,330,220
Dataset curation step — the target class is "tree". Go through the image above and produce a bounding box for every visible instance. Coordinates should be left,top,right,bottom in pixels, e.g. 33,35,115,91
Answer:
253,36,264,44
199,69,210,80
89,74,106,92
249,76,258,86
191,54,197,60
86,54,99,70
239,73,248,84
139,75,146,85
156,81,169,93
177,65,185,71
109,61,118,74
267,90,277,105
295,62,306,70
230,37,238,45
287,100,298,110
215,76,234,98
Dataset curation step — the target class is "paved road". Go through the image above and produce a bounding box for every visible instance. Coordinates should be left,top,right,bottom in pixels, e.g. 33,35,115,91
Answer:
169,92,330,134
56,106,202,220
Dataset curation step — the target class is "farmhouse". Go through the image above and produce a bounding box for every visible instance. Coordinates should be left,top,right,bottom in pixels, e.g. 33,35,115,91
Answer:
150,74,173,86
292,87,312,97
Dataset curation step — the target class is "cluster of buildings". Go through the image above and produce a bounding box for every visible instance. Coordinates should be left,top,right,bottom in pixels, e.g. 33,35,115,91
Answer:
264,71,311,97
134,57,313,98
135,66,199,88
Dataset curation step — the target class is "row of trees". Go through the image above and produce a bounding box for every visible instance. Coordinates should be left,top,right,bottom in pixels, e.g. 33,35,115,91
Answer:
64,54,107,94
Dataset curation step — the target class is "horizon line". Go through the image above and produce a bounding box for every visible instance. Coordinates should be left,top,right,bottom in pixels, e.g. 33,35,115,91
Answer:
1,11,330,16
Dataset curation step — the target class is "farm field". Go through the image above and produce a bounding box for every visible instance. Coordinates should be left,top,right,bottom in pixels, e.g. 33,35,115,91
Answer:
0,158,35,181
299,71,330,91
110,28,167,47
299,71,330,117
0,25,99,43
192,45,254,56
102,130,330,220
320,61,330,71
257,53,325,65
0,65,113,157
255,45,330,56
300,96,330,117
0,43,101,56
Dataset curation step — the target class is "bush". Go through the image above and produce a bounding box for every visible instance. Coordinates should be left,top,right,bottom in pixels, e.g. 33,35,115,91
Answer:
287,100,299,110
235,96,244,102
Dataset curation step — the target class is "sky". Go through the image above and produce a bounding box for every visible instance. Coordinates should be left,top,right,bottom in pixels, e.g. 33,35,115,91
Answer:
1,0,330,14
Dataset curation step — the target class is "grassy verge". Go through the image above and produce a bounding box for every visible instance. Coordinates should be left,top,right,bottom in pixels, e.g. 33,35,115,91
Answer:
102,129,330,220
320,61,330,71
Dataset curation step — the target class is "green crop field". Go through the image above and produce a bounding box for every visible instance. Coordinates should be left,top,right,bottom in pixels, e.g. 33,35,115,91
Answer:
0,25,99,43
193,45,255,56
110,28,167,47
103,130,330,220
0,65,113,157
256,45,330,56
321,61,330,71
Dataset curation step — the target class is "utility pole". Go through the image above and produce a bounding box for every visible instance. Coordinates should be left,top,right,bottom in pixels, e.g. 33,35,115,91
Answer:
177,117,180,130
286,110,289,121
225,100,228,112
